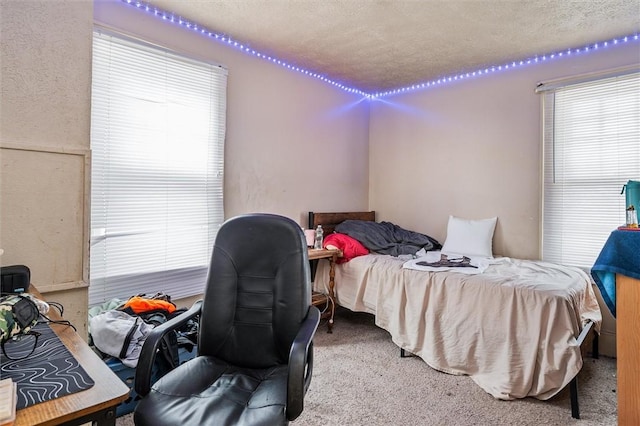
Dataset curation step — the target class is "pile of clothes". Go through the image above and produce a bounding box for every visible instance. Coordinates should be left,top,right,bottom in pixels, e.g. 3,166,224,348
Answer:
89,293,197,372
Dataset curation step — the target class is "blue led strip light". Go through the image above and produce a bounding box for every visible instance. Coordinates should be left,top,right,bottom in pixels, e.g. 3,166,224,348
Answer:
120,0,368,97
371,33,640,98
121,0,638,99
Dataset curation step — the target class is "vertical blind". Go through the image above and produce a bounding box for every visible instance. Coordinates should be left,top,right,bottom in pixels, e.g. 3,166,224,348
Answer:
541,70,640,269
89,30,227,306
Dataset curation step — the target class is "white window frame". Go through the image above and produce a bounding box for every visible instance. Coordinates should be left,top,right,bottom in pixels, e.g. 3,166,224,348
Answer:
539,66,640,269
89,30,227,306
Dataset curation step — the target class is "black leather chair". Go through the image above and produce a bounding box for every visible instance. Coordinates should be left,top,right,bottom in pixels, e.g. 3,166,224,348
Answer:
133,213,321,426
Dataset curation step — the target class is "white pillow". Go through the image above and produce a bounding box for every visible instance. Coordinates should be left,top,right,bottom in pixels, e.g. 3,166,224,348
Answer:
441,215,497,258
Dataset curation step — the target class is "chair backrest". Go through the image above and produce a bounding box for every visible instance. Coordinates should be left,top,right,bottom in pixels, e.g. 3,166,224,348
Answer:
198,213,311,368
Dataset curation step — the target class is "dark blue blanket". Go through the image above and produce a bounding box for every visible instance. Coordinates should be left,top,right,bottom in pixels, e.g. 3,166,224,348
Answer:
335,220,441,256
591,230,640,318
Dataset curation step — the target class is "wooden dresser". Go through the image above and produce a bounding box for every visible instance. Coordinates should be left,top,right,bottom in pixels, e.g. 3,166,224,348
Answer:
591,229,640,425
616,274,640,425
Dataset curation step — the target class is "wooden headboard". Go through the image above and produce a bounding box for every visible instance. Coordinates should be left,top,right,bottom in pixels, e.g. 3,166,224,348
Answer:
308,211,376,235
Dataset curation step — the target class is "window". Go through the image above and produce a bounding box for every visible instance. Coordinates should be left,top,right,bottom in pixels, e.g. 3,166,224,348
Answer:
89,30,227,306
540,68,640,269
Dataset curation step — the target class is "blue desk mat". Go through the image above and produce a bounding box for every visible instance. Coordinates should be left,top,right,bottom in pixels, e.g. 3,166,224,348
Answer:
0,322,94,409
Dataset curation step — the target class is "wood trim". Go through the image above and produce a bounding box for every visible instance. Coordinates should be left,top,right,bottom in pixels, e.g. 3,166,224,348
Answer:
0,143,90,156
0,145,91,292
36,280,89,294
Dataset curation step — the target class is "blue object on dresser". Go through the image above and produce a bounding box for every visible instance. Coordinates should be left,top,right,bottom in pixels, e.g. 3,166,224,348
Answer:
622,179,640,211
591,229,640,318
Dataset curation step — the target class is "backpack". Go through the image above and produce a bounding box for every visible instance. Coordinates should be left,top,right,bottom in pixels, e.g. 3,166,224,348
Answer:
138,308,198,376
138,311,180,376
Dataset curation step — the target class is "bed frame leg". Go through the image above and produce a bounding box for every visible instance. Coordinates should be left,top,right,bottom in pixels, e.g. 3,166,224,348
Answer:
568,319,599,419
570,376,580,419
400,348,414,358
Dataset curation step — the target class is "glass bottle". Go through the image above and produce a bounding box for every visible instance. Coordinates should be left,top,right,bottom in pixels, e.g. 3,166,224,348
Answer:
626,205,638,228
314,225,324,249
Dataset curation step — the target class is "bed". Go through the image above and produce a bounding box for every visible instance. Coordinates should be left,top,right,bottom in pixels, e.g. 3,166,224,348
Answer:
309,211,602,418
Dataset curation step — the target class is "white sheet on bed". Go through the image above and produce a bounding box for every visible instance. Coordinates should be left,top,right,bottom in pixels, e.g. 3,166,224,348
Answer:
314,253,602,400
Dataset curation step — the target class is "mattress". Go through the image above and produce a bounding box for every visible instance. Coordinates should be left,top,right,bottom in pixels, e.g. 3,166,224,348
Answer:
314,253,602,400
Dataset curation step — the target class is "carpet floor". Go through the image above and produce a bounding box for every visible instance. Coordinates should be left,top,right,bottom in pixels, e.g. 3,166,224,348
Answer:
117,307,617,425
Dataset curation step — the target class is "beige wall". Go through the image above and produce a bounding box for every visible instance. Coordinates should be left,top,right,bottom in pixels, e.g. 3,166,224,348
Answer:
1,0,369,339
93,0,371,226
368,41,640,356
1,0,94,337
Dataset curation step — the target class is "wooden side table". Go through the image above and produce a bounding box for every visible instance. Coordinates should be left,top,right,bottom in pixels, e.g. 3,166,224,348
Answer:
308,248,342,333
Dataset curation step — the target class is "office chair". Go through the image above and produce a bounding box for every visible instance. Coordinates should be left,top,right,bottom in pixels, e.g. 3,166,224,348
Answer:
133,213,321,426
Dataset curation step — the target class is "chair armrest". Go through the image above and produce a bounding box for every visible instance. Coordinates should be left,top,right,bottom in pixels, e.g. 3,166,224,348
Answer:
286,306,320,421
134,300,203,397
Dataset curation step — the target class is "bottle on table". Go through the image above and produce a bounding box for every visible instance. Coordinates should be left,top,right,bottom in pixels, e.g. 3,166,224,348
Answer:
314,225,324,249
626,205,638,228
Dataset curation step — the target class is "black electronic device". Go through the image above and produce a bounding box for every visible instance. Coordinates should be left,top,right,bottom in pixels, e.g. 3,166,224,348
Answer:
1,265,31,295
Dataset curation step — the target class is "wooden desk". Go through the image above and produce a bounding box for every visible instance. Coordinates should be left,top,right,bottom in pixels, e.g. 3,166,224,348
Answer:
616,274,640,426
309,248,342,333
14,287,130,426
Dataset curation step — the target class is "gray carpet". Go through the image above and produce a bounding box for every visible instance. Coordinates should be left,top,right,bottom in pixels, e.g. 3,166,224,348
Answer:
117,307,617,425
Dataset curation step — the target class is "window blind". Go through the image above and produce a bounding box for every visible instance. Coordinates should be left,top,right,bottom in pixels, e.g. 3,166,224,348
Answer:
89,30,227,306
542,71,640,269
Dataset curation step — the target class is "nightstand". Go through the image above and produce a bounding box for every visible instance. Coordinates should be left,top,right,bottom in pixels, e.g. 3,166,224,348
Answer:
308,248,342,333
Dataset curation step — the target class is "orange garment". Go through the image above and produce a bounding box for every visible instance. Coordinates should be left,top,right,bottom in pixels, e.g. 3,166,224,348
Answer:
122,296,176,315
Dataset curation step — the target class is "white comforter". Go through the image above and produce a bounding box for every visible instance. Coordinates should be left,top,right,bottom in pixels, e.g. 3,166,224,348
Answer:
314,254,602,400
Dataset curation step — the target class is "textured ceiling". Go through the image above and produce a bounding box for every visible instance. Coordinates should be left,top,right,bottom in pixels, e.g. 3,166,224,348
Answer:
143,0,640,92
